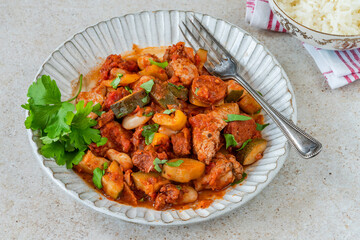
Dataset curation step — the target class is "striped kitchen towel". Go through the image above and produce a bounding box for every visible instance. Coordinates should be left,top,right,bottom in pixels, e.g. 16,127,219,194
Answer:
245,0,360,89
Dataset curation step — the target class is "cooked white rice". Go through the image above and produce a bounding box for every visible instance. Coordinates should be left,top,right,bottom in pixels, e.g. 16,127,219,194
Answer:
276,0,360,35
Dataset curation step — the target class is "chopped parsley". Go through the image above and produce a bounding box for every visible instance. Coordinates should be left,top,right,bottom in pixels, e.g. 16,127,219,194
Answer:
140,79,154,103
194,87,199,95
224,133,237,149
176,185,182,190
237,139,252,151
142,123,159,145
92,103,105,116
153,157,168,172
257,91,263,96
166,160,184,167
254,109,261,114
110,73,123,89
124,86,133,93
143,111,154,117
168,82,185,90
163,109,176,115
231,173,247,186
224,114,252,123
149,59,168,69
256,123,270,131
92,162,109,189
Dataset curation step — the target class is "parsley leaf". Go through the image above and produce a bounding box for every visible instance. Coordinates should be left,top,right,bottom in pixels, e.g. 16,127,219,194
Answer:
163,109,176,115
149,59,168,69
124,86,133,93
92,162,108,189
176,185,182,190
231,173,247,186
142,124,159,145
238,139,252,151
141,95,149,103
166,160,184,167
110,74,123,89
254,109,261,114
140,79,154,94
195,87,199,95
257,91,263,96
224,133,237,149
143,111,154,117
153,157,168,172
27,75,61,105
168,82,185,90
256,123,270,131
92,103,105,116
224,114,252,123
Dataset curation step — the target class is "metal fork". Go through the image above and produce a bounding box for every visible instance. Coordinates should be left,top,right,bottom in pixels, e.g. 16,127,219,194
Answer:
180,17,322,158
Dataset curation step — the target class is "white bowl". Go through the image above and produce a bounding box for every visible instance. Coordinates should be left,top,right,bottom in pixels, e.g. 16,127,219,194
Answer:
27,10,297,225
269,0,360,50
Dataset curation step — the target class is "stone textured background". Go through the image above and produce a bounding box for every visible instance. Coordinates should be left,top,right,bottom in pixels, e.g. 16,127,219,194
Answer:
1,0,359,239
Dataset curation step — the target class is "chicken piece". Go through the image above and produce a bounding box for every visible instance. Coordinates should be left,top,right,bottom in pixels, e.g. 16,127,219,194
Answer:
193,153,243,191
131,125,145,150
170,128,191,156
76,84,106,106
154,184,182,210
101,121,132,153
206,103,240,120
191,75,227,104
189,114,227,164
223,114,261,147
163,42,194,62
121,182,138,206
124,169,133,187
131,148,168,173
103,87,130,111
75,150,109,174
166,58,199,87
89,139,117,157
95,110,114,129
99,54,139,80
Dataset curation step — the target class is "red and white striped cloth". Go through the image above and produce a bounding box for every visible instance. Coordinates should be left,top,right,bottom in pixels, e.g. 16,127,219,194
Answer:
245,0,360,89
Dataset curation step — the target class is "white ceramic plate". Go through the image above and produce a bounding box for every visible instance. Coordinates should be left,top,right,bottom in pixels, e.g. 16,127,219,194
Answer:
27,10,297,226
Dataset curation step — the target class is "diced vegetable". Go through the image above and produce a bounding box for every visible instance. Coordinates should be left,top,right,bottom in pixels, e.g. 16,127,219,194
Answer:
238,94,262,114
110,89,150,118
236,139,267,165
76,150,109,174
225,80,245,103
151,133,170,147
105,149,133,171
194,48,207,72
131,172,170,195
122,112,152,130
176,186,198,204
168,82,189,101
161,158,205,183
149,80,179,108
152,110,187,131
118,73,141,86
139,65,168,81
102,161,124,199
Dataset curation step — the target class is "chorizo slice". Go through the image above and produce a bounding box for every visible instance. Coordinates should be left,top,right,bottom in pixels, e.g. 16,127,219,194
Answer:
191,75,227,105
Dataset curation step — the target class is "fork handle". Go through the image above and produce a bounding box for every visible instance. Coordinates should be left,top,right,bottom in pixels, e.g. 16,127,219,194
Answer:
234,74,322,158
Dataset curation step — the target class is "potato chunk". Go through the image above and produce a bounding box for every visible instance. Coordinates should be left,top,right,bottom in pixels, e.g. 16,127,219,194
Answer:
176,186,198,204
102,161,124,199
76,150,109,174
161,158,205,183
105,149,133,171
132,172,170,195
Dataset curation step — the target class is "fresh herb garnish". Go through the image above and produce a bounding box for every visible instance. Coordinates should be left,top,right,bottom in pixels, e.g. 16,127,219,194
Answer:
92,103,105,116
237,139,252,151
224,133,237,149
110,74,123,89
124,86,133,93
176,185,182,190
22,75,107,169
257,91,263,96
166,160,184,167
163,109,176,115
92,162,109,189
149,59,168,69
254,109,261,114
153,157,168,172
194,87,199,95
224,114,252,123
140,79,154,103
168,82,185,90
143,111,154,117
139,197,145,202
231,173,247,186
256,123,270,131
142,123,159,145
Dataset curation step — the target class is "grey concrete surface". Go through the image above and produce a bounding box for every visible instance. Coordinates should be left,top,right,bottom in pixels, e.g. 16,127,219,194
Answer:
0,0,359,239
